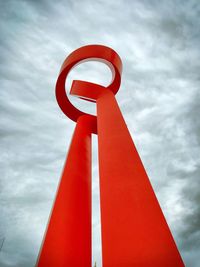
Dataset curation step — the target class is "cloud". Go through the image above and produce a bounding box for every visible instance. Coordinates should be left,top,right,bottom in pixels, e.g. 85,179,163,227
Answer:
0,0,200,266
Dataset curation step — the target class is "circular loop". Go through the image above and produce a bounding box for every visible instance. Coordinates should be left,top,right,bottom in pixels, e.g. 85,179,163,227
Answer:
55,44,122,126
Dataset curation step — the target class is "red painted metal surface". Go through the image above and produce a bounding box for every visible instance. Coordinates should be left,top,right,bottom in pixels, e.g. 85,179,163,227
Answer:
55,44,122,133
96,90,185,267
36,115,92,267
36,45,185,267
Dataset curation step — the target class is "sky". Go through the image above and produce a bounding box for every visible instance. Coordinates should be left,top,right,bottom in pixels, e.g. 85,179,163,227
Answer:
0,0,200,266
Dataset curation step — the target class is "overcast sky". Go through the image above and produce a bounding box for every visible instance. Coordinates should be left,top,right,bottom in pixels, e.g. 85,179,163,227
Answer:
0,0,200,266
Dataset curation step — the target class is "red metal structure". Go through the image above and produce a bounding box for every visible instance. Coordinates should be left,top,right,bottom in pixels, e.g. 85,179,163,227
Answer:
36,45,185,267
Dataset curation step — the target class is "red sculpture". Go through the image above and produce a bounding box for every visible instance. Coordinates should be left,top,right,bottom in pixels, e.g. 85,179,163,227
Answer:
36,45,185,267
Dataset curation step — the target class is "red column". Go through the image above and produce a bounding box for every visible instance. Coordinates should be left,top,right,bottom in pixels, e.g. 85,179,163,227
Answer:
36,115,92,267
97,90,185,267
